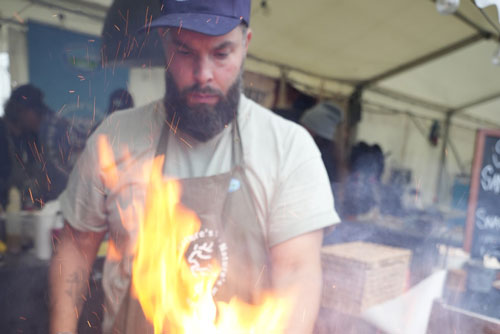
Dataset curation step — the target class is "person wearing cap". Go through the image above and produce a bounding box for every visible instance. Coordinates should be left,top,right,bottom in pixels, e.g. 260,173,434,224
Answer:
50,1,340,333
0,84,88,209
300,101,343,184
0,84,51,208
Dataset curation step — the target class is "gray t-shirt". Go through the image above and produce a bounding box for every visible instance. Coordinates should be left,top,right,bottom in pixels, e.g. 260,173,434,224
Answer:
59,94,340,331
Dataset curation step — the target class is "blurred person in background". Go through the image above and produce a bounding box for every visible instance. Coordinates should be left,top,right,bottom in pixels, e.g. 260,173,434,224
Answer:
341,142,385,219
300,101,343,184
0,84,89,209
0,84,51,209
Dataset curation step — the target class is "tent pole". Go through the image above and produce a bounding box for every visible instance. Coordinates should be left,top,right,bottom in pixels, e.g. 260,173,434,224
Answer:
435,111,454,204
28,0,106,21
363,34,487,86
452,91,500,115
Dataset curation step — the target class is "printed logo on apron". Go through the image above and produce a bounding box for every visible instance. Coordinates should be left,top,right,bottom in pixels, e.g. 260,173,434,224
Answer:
182,228,229,295
228,178,241,193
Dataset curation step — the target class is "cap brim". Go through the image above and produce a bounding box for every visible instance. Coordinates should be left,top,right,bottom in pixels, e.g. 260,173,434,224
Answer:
140,13,243,36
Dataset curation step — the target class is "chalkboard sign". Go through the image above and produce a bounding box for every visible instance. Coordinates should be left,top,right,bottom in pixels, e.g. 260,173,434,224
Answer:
464,129,500,258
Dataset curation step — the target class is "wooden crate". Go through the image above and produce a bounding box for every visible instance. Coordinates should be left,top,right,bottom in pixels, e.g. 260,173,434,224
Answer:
321,241,411,315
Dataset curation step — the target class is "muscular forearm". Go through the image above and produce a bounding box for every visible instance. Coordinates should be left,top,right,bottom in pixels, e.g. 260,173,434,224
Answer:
49,223,104,334
270,230,324,334
272,261,323,334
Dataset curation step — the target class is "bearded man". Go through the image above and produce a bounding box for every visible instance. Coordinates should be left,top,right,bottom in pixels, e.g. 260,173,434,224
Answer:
49,1,340,333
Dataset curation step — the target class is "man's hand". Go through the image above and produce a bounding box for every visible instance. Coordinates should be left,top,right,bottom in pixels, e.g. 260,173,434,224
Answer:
49,222,106,334
270,229,324,334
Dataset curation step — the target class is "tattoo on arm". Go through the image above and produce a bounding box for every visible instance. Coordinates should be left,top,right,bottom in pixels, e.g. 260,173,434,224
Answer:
64,270,85,302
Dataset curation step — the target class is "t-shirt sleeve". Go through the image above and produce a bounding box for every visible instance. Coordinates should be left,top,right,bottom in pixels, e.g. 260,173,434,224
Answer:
59,135,108,232
267,127,340,247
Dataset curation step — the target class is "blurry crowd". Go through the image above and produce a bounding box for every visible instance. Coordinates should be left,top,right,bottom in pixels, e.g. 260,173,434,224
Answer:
295,100,404,221
1,82,401,221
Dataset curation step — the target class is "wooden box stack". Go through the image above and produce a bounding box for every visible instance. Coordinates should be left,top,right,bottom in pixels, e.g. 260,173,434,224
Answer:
321,241,411,315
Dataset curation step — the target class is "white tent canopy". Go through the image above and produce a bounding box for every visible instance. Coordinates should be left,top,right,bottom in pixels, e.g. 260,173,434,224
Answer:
245,0,500,128
1,0,499,125
1,0,499,204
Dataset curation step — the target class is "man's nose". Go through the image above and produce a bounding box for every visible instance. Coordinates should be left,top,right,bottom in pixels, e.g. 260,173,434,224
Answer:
193,56,214,85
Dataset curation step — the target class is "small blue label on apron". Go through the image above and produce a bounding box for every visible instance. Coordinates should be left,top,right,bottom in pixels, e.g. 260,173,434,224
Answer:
228,178,241,193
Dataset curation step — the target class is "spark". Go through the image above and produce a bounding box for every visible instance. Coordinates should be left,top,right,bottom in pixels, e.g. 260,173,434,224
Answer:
74,306,79,319
88,39,95,43
144,6,149,28
301,309,307,323
178,21,183,34
112,40,122,75
254,265,266,288
13,12,24,24
179,137,192,148
92,311,100,321
93,97,96,123
14,154,25,169
87,277,92,298
101,48,105,69
147,14,153,35
57,104,66,115
87,320,92,327
28,188,34,203
125,10,129,35
166,51,175,71
69,90,75,93
113,24,120,32
19,316,26,321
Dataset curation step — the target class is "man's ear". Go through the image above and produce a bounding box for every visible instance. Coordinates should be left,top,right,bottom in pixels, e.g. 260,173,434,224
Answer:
244,28,252,54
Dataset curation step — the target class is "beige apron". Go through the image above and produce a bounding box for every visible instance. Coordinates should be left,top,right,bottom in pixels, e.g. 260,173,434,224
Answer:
111,119,271,333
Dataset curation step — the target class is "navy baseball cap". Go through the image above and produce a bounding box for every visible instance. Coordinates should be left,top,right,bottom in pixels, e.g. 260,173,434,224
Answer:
145,0,251,36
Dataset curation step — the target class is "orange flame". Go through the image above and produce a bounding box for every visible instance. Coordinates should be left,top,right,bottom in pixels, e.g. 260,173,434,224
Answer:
97,135,291,333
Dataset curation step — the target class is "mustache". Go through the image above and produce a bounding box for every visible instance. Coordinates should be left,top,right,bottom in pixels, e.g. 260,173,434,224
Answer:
180,84,223,97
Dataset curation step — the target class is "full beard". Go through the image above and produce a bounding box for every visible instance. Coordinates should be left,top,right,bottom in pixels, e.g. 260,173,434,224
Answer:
164,71,242,142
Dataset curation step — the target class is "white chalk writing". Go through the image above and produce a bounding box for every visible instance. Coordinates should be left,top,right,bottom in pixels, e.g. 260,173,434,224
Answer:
493,140,500,168
481,164,500,194
476,207,500,231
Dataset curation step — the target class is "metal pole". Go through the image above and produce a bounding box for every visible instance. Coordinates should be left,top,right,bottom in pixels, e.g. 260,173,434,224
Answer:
435,111,454,204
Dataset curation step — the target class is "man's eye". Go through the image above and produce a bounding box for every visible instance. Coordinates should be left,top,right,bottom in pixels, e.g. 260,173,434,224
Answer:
215,52,229,59
178,49,191,55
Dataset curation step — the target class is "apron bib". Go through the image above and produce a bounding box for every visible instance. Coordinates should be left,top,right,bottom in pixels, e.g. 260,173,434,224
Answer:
111,118,271,333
